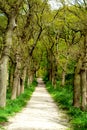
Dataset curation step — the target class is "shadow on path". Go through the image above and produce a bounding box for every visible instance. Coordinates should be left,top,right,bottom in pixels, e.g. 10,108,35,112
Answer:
4,78,70,130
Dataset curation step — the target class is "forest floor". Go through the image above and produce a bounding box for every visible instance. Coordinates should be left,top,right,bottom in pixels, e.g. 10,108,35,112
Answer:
4,78,71,130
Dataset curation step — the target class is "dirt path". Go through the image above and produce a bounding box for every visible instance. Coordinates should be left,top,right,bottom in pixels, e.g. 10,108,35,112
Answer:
4,78,70,130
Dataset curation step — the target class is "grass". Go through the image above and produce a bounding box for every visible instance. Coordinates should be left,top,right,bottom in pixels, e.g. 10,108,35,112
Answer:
45,80,87,130
0,125,5,130
0,79,37,126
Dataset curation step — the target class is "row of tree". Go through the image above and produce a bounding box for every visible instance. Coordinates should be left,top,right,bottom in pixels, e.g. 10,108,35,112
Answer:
0,0,87,111
0,0,49,107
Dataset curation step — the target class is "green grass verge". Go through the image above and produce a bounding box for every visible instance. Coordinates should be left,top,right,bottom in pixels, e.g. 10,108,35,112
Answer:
46,80,87,130
0,79,37,125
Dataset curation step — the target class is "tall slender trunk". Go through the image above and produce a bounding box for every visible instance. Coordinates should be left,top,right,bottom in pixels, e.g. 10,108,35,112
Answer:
11,65,20,100
29,73,33,84
20,68,26,93
9,61,16,89
73,73,81,108
61,62,67,86
81,70,87,110
48,52,52,82
0,57,8,107
73,57,82,108
61,70,66,86
20,78,24,94
17,78,21,96
81,33,87,110
11,55,21,100
52,63,57,87
0,14,16,107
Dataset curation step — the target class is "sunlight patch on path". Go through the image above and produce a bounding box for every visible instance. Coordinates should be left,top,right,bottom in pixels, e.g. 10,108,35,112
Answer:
4,78,70,130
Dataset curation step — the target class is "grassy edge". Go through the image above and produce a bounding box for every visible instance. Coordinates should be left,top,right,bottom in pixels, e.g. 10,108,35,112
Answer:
45,80,87,130
0,79,37,128
45,81,73,130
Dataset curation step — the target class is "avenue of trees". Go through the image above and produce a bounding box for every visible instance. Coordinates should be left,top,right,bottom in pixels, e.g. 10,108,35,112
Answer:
0,0,87,111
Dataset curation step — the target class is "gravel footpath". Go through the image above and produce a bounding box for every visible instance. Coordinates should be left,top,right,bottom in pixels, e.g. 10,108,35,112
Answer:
4,78,71,130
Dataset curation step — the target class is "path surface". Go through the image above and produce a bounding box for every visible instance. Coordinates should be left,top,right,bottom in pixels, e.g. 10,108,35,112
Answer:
4,78,70,130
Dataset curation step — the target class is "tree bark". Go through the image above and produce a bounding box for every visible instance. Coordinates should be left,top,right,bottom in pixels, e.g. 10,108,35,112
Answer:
9,61,16,89
81,70,87,110
0,57,8,107
81,33,87,110
73,57,82,108
11,54,21,99
17,78,21,97
20,68,26,93
73,73,81,108
29,73,33,84
61,70,66,86
0,14,16,107
11,65,20,100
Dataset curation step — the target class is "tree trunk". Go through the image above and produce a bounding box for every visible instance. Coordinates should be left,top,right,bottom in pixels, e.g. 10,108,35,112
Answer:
11,66,20,100
49,67,52,81
29,74,33,84
0,57,8,107
17,78,21,96
81,33,87,110
20,68,26,93
73,57,82,108
52,65,57,87
73,73,81,108
11,55,21,99
0,14,16,107
81,70,87,110
48,52,53,82
61,70,66,86
9,61,16,89
20,78,24,94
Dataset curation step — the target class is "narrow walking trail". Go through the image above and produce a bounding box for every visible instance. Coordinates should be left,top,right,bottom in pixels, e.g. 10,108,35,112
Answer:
4,78,70,130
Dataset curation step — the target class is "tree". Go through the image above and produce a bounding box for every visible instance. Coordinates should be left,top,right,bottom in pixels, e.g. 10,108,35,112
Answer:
0,0,23,107
67,0,87,110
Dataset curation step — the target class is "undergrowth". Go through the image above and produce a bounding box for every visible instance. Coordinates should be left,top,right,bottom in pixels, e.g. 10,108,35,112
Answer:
0,79,37,126
45,80,87,130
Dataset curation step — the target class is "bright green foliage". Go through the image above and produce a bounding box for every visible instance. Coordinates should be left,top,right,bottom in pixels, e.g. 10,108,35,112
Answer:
0,13,7,30
0,0,87,128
